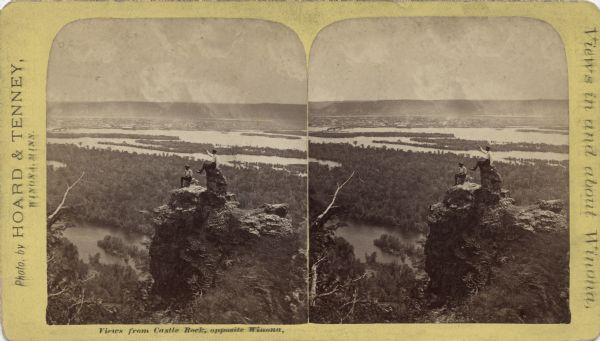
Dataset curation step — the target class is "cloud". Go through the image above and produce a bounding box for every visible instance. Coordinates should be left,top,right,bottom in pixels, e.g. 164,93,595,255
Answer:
48,19,307,104
309,17,567,101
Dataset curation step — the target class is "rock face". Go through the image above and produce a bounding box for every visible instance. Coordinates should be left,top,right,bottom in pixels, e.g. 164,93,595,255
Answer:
478,162,502,193
425,182,569,322
262,203,289,217
204,166,228,196
150,184,293,297
148,172,307,323
537,199,564,213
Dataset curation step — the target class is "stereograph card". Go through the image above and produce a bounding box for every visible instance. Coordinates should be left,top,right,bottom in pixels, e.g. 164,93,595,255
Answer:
0,1,599,340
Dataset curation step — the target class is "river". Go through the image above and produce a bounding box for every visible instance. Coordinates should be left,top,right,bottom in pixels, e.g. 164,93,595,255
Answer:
62,222,149,267
48,127,568,166
48,128,308,167
309,126,568,163
339,127,568,145
309,158,342,168
50,128,306,150
47,160,67,169
334,220,424,266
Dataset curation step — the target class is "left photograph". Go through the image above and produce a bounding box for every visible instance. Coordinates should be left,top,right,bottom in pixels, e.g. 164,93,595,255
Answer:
46,19,308,324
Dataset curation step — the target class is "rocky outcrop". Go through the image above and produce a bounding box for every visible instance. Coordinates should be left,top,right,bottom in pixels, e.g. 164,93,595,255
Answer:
537,199,564,213
424,182,569,322
262,203,289,217
478,162,502,193
150,185,293,296
148,174,306,323
204,166,228,196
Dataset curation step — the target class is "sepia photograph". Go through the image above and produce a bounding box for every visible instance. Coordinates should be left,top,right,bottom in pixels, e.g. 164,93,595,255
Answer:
308,17,570,323
2,1,600,340
45,18,308,324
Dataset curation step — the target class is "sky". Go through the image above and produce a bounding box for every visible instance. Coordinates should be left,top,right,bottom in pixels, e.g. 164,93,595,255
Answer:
309,17,568,102
47,19,307,104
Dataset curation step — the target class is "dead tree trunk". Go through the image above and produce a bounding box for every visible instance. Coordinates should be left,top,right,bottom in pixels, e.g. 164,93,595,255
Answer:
311,171,354,230
47,172,85,228
309,171,354,307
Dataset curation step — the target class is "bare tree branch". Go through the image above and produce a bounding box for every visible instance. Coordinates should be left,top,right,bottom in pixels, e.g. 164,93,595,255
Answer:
48,172,85,227
314,285,340,299
312,171,355,229
309,171,355,308
349,273,368,283
73,289,87,322
309,254,327,307
340,288,359,323
48,286,69,298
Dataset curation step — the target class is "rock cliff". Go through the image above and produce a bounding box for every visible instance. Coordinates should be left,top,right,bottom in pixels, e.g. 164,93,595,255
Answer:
478,161,502,193
149,170,306,323
424,181,570,322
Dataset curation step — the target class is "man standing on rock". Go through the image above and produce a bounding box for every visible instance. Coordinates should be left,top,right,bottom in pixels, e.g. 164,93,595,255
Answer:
180,165,193,188
455,162,467,185
197,149,219,175
471,145,492,171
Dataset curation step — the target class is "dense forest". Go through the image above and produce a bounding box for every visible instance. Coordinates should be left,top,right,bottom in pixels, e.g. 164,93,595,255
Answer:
309,131,567,153
309,131,453,138
47,143,307,324
47,226,150,324
309,141,569,323
516,128,568,134
47,139,569,323
373,137,568,153
48,220,307,324
309,190,426,323
263,130,308,136
240,132,302,139
97,235,148,267
47,144,307,234
309,142,568,230
95,139,307,159
373,233,420,258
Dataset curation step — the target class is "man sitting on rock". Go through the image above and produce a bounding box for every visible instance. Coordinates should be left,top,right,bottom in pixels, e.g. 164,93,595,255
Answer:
180,165,193,188
471,145,492,171
454,162,467,185
197,149,219,175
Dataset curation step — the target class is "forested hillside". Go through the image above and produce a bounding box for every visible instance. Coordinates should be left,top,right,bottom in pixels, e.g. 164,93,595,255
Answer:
309,142,568,231
309,142,569,323
47,144,307,324
47,144,307,234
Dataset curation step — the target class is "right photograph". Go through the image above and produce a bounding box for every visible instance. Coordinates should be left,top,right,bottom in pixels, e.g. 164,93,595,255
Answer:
308,17,570,323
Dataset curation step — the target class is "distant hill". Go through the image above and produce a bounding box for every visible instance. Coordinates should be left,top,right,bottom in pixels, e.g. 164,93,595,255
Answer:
48,101,306,125
309,99,567,123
